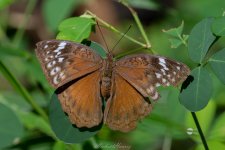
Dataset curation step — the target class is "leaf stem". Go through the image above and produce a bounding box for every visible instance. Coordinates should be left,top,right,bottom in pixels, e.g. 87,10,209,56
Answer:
85,10,147,48
13,0,37,47
0,61,49,122
119,0,152,49
191,112,209,150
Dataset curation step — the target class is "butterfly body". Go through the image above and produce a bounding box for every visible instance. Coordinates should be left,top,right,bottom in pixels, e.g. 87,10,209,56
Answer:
35,40,190,132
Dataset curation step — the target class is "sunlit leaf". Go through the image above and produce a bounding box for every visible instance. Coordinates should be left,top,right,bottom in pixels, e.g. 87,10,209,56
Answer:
0,103,23,149
188,18,216,63
57,17,95,42
163,21,184,37
179,67,213,111
211,16,225,36
209,48,225,84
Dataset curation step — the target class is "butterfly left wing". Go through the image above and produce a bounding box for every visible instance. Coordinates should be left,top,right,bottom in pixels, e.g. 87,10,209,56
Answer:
104,73,152,132
58,71,103,128
115,54,190,100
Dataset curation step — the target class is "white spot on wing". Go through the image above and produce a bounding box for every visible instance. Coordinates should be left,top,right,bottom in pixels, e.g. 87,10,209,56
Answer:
161,69,166,75
162,78,166,83
155,73,162,79
58,57,64,62
176,66,181,70
155,83,160,87
44,45,48,49
47,61,56,68
50,66,61,76
159,58,166,63
53,75,59,85
152,92,159,100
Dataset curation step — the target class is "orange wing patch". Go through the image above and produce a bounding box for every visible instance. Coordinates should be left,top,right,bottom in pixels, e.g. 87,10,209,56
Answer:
104,73,152,132
58,71,103,128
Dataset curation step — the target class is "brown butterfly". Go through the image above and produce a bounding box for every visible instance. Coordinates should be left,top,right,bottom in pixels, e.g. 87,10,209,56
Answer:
35,40,190,132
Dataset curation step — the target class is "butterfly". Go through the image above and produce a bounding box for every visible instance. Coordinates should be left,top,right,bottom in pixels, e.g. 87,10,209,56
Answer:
35,40,190,132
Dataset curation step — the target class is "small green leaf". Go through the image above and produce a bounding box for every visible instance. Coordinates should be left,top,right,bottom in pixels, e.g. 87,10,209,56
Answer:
163,21,184,37
49,94,101,143
43,0,82,31
209,48,225,84
211,16,225,36
209,112,225,140
169,38,183,48
0,103,23,149
57,17,95,42
179,67,213,111
188,18,216,63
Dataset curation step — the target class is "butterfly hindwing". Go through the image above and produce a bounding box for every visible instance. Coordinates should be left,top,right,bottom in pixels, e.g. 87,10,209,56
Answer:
104,73,152,132
58,71,103,128
35,40,102,88
115,54,190,100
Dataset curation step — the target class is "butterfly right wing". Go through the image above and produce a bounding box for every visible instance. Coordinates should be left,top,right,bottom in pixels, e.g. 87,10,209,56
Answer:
35,40,103,88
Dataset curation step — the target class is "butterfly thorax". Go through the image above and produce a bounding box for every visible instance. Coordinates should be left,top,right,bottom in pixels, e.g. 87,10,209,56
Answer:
101,53,114,99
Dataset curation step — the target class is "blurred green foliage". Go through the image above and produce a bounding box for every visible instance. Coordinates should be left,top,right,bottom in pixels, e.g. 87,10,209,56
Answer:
0,0,225,150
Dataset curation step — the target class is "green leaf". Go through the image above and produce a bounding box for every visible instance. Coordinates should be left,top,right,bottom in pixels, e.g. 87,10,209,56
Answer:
163,21,184,37
57,17,96,42
188,18,216,63
209,112,225,140
195,141,225,150
0,103,23,149
86,41,107,59
0,0,14,9
49,94,101,143
209,48,225,84
179,67,213,111
169,38,183,48
43,0,82,31
211,16,225,36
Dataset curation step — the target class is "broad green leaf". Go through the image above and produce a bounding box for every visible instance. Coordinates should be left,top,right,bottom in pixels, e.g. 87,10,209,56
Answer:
179,67,213,111
163,21,184,37
0,0,14,9
57,17,95,42
188,18,216,63
195,141,225,150
43,0,82,31
0,103,23,149
49,94,101,143
185,100,216,142
209,112,225,140
211,16,225,36
209,48,225,84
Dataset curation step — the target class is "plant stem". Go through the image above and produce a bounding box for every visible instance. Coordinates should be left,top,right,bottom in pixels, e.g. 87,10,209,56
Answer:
119,0,151,49
0,61,49,122
86,10,147,48
13,0,37,47
191,112,209,150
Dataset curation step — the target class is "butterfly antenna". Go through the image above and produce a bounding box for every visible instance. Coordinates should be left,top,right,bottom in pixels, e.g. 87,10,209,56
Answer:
96,21,110,53
111,25,131,52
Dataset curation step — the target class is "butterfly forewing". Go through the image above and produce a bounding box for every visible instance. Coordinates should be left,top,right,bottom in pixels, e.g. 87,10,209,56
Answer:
115,54,190,100
35,40,103,88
